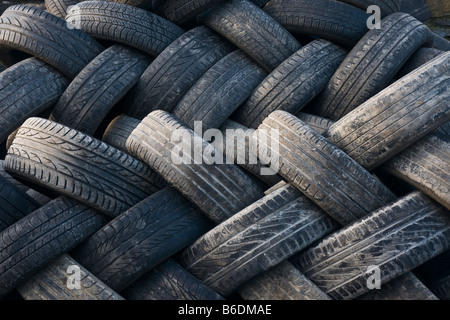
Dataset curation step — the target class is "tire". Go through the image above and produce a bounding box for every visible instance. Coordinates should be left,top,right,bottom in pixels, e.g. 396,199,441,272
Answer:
382,133,450,209
0,5,104,78
296,113,335,136
0,175,40,232
172,50,267,131
65,1,184,57
16,254,125,300
232,39,347,129
239,261,331,300
396,47,443,79
198,0,302,71
0,58,69,145
50,44,151,136
257,111,396,226
292,191,450,300
357,272,438,300
111,0,153,10
429,32,450,51
122,258,224,300
0,196,106,299
435,122,450,139
71,188,212,292
5,117,165,218
179,183,338,296
102,115,141,154
124,26,234,120
337,0,400,17
45,0,78,19
153,0,226,25
327,52,450,171
126,110,265,224
313,13,431,121
263,0,370,49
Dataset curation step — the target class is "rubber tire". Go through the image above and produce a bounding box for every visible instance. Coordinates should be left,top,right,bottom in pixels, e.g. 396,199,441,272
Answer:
336,0,400,17
232,39,347,129
122,258,224,300
111,0,153,10
71,188,212,292
296,113,335,136
263,0,370,49
313,13,431,121
5,117,164,218
327,52,450,171
0,58,69,144
126,110,265,224
257,110,396,226
65,1,184,57
435,122,450,139
382,133,450,209
239,261,331,300
293,191,450,300
123,26,234,120
16,254,125,300
172,50,267,131
396,47,444,79
179,183,338,296
0,5,104,78
45,0,78,19
102,115,141,154
50,44,151,136
198,0,302,72
0,196,106,299
153,0,225,25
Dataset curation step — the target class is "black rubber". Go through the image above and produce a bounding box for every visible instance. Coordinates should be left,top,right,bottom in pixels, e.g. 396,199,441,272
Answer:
153,0,226,25
396,47,444,79
5,117,165,218
65,1,184,57
172,50,267,131
199,0,302,72
50,44,151,136
124,26,234,120
232,39,347,129
336,0,400,17
102,115,141,154
44,0,78,19
263,0,370,49
0,196,107,299
0,5,104,78
296,113,335,136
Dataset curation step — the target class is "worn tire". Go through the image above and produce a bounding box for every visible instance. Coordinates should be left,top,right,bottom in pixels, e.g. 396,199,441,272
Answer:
327,52,450,171
45,0,78,19
102,115,141,154
153,0,225,24
0,5,104,78
337,0,400,17
0,197,106,299
263,0,370,49
50,44,151,136
5,117,164,218
396,47,443,79
296,113,335,136
199,0,302,71
172,50,267,131
313,13,431,121
179,183,338,296
65,1,184,57
126,110,265,224
435,122,450,139
124,26,234,120
257,111,396,226
71,188,212,292
232,39,347,129
293,191,450,300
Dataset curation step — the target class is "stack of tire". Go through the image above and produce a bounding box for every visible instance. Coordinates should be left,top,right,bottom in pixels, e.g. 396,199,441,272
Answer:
0,0,449,301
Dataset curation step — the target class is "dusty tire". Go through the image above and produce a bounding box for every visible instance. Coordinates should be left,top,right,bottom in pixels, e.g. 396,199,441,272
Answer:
179,183,338,296
126,110,265,224
172,50,267,131
296,113,335,136
336,0,400,17
5,117,164,218
327,52,450,171
102,115,141,154
153,0,225,25
124,26,234,120
122,258,224,300
0,5,104,78
263,0,370,49
199,0,302,71
396,47,444,79
0,197,106,299
50,44,151,136
257,111,396,226
313,13,431,121
16,254,125,300
232,39,347,129
65,1,184,57
293,191,450,300
45,0,78,19
71,188,212,292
